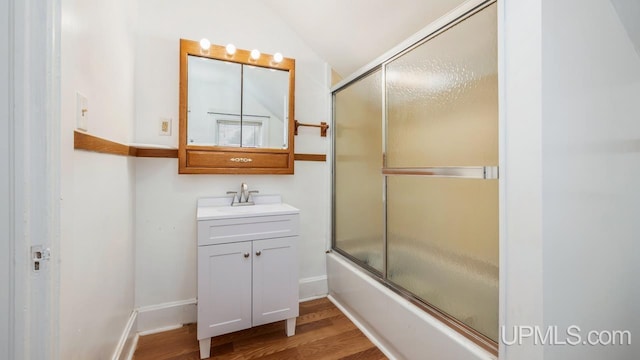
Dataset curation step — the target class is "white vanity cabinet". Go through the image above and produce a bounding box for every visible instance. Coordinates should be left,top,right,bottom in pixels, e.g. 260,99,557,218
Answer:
196,197,299,359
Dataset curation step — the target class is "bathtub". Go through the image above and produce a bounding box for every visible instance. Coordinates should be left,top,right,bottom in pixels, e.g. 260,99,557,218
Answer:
327,253,497,360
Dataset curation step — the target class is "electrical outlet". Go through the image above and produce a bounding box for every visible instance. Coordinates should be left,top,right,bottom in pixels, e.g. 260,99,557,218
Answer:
76,92,88,131
159,118,172,136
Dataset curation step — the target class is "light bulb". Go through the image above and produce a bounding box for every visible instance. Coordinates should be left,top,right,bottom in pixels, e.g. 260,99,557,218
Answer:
273,52,283,64
250,49,261,60
199,38,210,50
225,43,236,55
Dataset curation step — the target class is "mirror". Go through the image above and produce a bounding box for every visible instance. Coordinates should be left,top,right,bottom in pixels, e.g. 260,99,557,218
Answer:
179,39,295,174
186,56,289,148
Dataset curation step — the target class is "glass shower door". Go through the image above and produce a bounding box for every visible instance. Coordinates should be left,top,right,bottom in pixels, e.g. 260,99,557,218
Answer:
385,3,498,341
333,70,384,273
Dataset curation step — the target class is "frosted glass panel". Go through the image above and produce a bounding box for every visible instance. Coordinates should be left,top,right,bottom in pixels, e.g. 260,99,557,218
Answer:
386,4,498,167
387,176,498,341
331,3,498,345
334,70,383,271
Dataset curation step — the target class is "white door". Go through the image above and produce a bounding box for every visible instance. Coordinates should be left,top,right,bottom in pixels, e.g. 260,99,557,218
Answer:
197,242,252,339
2,0,60,358
252,237,299,326
1,0,12,357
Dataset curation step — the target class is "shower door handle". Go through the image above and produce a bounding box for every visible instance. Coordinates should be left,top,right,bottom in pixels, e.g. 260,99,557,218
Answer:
382,166,499,179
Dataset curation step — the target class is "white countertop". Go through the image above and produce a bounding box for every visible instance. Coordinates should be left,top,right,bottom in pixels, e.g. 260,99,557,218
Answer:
196,195,299,221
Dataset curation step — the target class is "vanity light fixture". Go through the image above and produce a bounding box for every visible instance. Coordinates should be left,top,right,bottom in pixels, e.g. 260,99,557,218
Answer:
273,52,283,64
225,43,236,56
178,38,296,175
199,38,211,50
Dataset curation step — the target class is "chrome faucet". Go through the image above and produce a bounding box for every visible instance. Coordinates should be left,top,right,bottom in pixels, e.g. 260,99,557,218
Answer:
228,183,259,206
240,183,249,203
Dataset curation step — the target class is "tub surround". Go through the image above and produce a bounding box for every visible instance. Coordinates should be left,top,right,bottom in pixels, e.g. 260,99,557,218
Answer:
328,253,497,360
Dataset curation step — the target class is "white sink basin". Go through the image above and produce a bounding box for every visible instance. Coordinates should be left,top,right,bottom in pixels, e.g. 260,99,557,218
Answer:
197,195,299,220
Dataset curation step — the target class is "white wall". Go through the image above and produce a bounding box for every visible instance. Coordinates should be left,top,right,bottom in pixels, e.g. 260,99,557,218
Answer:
502,0,640,359
134,0,330,315
1,0,11,357
59,0,137,358
540,0,640,358
500,0,544,359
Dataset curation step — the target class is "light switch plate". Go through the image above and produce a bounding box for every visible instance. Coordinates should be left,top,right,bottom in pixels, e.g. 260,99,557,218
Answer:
159,118,172,136
76,92,88,131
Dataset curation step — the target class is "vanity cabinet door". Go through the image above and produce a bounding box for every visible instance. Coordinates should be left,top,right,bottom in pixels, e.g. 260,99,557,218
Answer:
251,237,299,326
197,241,252,339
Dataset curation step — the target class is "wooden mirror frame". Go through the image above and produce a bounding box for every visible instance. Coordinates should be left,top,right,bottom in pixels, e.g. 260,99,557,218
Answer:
178,39,296,174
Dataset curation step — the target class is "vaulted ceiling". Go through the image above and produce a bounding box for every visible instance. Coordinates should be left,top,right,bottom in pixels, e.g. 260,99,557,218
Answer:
263,0,467,77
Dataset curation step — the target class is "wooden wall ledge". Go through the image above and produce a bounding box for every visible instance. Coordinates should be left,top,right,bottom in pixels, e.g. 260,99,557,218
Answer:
74,131,178,158
74,131,326,161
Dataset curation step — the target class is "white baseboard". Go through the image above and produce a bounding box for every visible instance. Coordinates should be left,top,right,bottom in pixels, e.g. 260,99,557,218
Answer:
137,324,184,337
299,294,327,302
112,311,138,360
136,298,197,334
299,275,328,301
133,277,327,336
124,334,138,360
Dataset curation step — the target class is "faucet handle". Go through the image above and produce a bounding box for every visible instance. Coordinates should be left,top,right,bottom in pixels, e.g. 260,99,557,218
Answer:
247,190,259,202
226,191,238,205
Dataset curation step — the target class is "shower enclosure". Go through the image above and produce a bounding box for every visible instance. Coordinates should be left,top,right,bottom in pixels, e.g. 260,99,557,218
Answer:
332,1,498,349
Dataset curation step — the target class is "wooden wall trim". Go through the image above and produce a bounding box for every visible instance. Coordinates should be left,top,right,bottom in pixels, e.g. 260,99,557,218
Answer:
135,148,179,158
294,154,326,162
74,131,326,161
74,131,130,156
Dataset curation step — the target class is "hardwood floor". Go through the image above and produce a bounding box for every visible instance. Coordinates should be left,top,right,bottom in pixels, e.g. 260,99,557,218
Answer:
134,298,387,360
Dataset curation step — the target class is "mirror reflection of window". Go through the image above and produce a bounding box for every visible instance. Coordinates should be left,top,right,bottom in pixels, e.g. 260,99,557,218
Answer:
217,119,264,148
186,55,290,149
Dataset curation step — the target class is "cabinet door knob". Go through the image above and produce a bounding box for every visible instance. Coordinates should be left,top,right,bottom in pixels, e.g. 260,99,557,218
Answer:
244,252,250,258
255,250,262,256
